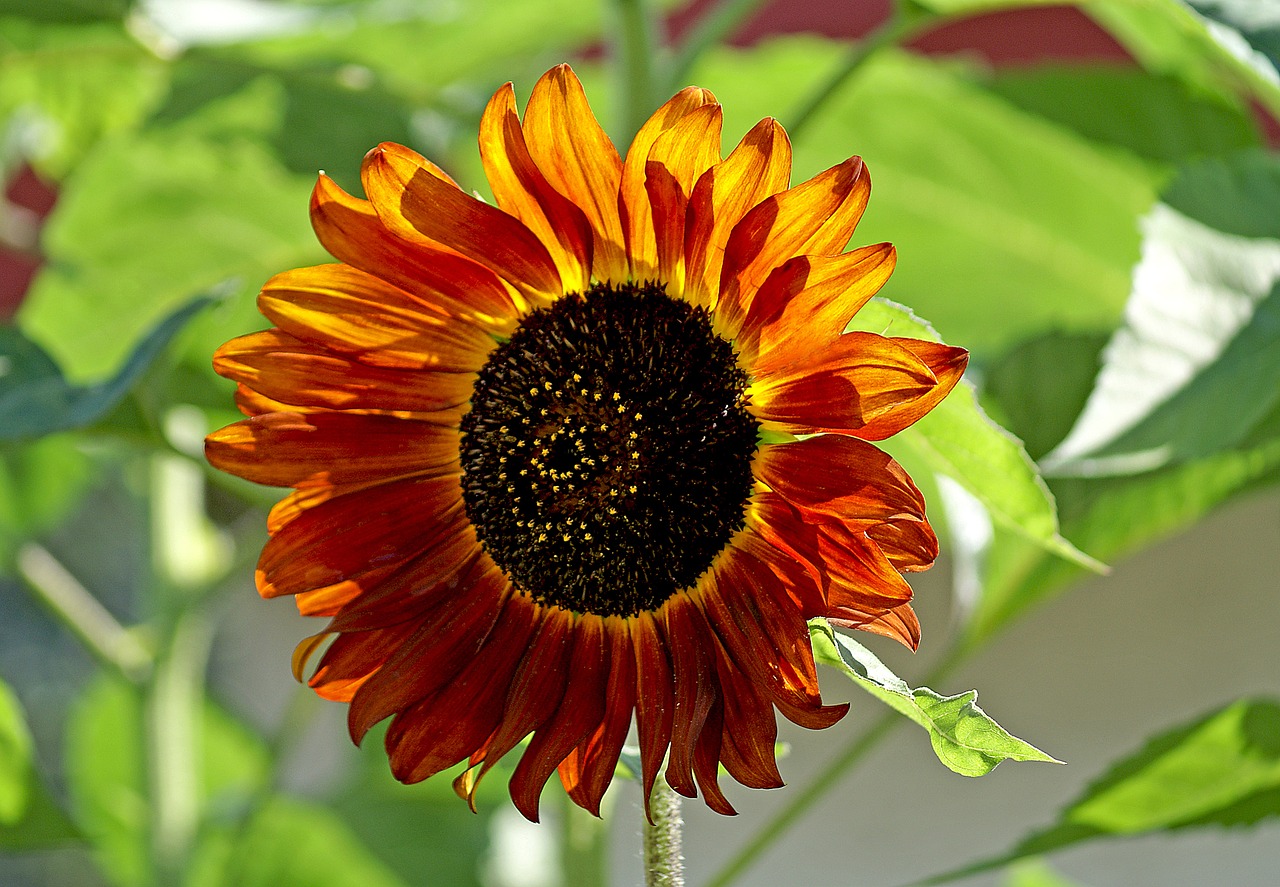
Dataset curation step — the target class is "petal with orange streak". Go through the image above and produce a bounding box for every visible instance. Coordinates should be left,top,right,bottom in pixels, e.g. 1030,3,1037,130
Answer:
740,244,896,367
213,330,478,413
829,601,922,651
621,86,718,279
384,594,540,783
345,560,508,744
662,600,717,800
205,412,456,489
711,643,783,790
509,614,609,821
258,264,500,370
362,143,562,301
480,82,594,291
717,157,869,335
850,339,969,441
682,118,790,310
256,474,461,599
521,65,627,282
754,435,927,525
751,333,937,437
644,103,724,293
868,517,939,573
309,174,520,329
307,619,419,703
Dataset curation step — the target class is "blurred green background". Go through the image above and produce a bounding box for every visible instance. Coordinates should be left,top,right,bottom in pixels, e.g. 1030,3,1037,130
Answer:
2,1,1279,886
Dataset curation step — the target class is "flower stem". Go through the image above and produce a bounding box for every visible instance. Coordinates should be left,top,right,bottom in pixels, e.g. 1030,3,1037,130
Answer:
15,543,152,683
665,0,770,91
609,0,662,144
644,779,684,887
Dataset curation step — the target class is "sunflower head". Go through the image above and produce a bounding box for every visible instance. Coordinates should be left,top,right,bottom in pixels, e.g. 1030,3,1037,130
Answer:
206,63,967,821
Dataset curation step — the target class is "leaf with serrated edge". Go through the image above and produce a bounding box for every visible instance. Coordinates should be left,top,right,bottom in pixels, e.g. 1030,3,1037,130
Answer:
810,621,1059,777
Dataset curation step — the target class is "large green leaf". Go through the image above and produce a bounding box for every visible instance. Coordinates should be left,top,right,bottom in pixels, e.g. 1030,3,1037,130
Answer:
0,19,167,178
189,797,409,887
1044,152,1280,477
688,42,1156,355
849,299,1100,569
0,294,213,441
18,78,320,383
982,66,1260,165
914,698,1280,884
0,0,131,25
811,621,1059,777
65,676,270,887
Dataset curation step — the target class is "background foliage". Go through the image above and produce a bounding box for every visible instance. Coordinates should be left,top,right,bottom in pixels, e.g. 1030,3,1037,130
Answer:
2,0,1278,885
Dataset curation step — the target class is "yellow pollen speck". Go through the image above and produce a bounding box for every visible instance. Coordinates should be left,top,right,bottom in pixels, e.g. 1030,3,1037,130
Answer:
593,393,601,401
634,412,643,420
629,484,638,493
573,373,582,382
612,393,621,401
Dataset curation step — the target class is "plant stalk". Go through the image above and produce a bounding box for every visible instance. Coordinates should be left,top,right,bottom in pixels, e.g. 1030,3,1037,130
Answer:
644,779,684,887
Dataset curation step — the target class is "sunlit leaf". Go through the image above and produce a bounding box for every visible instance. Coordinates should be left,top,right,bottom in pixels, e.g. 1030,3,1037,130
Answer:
1004,859,1091,887
1044,152,1280,477
685,43,1156,355
1,294,213,441
1184,0,1280,79
0,19,167,178
18,78,319,383
983,66,1260,164
811,621,1059,777
850,298,1100,569
915,698,1280,884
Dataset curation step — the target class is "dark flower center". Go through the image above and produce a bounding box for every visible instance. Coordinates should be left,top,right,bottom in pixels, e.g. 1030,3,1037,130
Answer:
460,282,759,617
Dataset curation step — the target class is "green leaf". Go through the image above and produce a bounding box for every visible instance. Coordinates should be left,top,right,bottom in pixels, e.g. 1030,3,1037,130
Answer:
810,620,1060,777
0,0,132,24
915,698,1280,884
65,675,270,887
1,294,213,441
1185,1,1280,79
0,436,95,567
0,19,168,178
1044,152,1280,477
18,78,319,383
982,66,1260,165
1004,859,1091,887
0,679,32,824
688,42,1156,356
850,298,1101,570
189,797,409,887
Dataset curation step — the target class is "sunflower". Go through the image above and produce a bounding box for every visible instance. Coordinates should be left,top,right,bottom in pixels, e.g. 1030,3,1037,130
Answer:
205,64,967,821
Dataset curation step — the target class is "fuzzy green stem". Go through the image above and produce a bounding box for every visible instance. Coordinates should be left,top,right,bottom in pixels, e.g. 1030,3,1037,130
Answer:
610,0,662,144
15,543,152,682
644,779,684,887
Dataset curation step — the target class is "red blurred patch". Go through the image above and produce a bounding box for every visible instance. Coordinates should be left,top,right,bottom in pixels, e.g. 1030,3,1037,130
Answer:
1,163,58,321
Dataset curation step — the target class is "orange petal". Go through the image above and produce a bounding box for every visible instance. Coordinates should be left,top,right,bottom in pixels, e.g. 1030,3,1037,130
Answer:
644,103,724,293
850,338,969,441
310,174,521,330
205,412,457,488
346,559,509,744
868,517,939,572
717,157,870,336
741,243,897,367
754,435,927,525
838,602,921,650
362,142,563,301
682,118,791,310
521,65,627,282
750,332,938,436
621,86,718,280
256,473,461,599
509,613,609,822
692,690,735,815
307,619,419,703
384,595,540,784
480,82,594,291
258,264,500,371
710,638,783,790
560,617,636,816
213,329,479,412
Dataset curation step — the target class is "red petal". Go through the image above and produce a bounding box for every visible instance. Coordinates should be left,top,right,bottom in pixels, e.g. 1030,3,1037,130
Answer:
632,611,675,823
662,600,717,800
850,338,969,441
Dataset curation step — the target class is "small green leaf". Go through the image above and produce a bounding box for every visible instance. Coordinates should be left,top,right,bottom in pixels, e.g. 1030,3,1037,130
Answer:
0,679,33,824
1044,152,1280,477
915,698,1280,884
810,621,1060,777
850,298,1102,571
1,294,214,441
1004,859,1091,887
